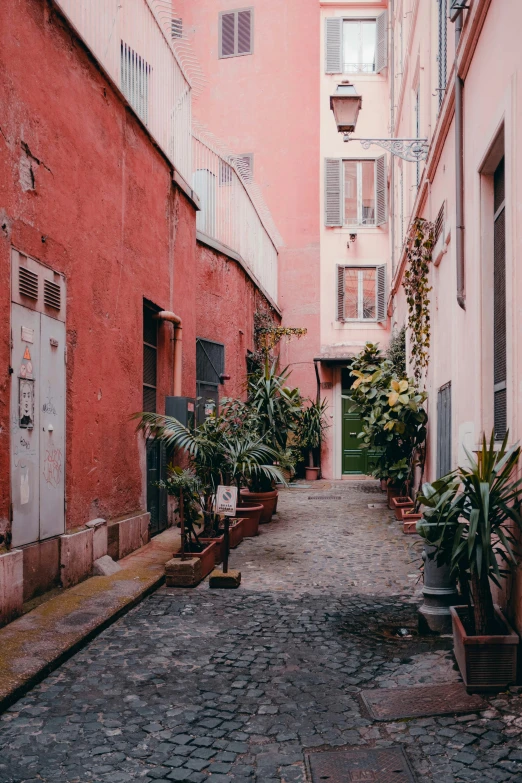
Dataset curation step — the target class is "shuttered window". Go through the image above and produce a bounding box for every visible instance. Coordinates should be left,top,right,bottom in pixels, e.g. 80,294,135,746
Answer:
325,13,387,74
171,17,183,39
337,265,386,322
219,8,253,58
325,157,387,227
493,157,507,440
437,382,452,478
143,304,158,413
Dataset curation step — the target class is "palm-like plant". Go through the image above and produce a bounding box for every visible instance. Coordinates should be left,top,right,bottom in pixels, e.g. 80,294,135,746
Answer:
247,358,302,451
133,411,285,534
296,399,328,469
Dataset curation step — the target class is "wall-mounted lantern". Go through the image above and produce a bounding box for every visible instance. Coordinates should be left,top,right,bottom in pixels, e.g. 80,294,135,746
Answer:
330,83,362,134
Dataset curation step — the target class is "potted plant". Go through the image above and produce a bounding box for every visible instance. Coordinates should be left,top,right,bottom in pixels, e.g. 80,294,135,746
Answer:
295,399,328,481
420,433,522,691
162,467,217,579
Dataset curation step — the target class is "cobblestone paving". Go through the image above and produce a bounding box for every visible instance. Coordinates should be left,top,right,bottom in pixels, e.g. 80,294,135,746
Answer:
1,482,522,783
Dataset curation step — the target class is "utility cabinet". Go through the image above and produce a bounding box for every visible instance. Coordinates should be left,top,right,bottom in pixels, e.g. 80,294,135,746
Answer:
10,250,66,547
165,396,196,429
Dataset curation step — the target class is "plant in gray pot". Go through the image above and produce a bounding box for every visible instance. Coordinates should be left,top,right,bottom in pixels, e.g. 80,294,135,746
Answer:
296,398,328,481
416,474,463,633
419,432,522,692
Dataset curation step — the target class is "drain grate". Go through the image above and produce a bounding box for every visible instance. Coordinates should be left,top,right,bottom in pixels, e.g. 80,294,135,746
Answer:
308,496,342,501
307,747,417,782
361,683,486,721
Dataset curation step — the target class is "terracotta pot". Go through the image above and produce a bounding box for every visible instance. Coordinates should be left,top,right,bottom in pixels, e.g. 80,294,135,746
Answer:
391,496,414,521
174,540,216,578
305,467,320,481
228,518,245,548
200,535,224,565
451,605,519,692
240,489,278,524
387,484,403,509
380,479,388,492
237,504,263,537
402,511,422,534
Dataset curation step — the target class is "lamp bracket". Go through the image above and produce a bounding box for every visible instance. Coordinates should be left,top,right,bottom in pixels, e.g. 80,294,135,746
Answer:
343,135,429,163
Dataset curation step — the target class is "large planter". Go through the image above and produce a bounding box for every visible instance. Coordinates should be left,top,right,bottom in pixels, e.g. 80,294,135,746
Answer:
380,479,388,492
200,535,224,565
240,489,278,524
228,518,245,549
305,467,320,481
387,484,403,509
174,540,216,579
451,605,519,693
403,511,422,534
391,496,414,521
238,504,263,537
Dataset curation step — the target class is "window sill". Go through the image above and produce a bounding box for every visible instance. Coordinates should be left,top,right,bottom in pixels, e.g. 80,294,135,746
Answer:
327,226,386,233
334,320,383,328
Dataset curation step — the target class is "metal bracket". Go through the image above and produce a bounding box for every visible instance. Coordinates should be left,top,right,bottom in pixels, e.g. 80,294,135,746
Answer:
343,135,429,163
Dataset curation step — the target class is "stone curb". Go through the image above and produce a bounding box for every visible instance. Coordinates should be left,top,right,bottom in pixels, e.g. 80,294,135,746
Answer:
0,526,180,714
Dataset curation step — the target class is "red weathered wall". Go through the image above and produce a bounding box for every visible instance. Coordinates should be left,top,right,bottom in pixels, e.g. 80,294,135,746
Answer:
0,0,197,533
195,241,280,402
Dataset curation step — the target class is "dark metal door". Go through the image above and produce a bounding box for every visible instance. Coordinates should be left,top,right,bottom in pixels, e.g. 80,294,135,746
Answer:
342,397,367,474
146,439,167,536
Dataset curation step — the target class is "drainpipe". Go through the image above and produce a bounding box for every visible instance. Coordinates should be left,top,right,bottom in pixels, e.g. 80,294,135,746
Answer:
153,311,183,396
390,0,396,278
314,359,322,478
454,12,465,310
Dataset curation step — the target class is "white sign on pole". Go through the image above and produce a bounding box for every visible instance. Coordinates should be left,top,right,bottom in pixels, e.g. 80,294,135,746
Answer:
215,485,238,517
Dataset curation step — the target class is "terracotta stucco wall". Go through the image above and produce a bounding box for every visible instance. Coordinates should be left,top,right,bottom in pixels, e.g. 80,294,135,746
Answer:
0,0,197,535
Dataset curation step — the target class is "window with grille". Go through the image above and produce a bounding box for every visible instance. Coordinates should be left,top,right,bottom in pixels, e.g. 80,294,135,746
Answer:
325,14,387,74
121,43,151,125
171,17,183,39
143,304,158,413
437,382,452,478
337,265,386,322
493,157,506,440
219,8,253,58
232,153,253,183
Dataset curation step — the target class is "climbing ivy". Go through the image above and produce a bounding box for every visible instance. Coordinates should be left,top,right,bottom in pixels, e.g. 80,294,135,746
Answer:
251,309,307,367
403,218,434,386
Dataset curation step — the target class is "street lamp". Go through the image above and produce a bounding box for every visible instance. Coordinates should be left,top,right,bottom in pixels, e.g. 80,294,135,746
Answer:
330,83,362,134
330,83,429,163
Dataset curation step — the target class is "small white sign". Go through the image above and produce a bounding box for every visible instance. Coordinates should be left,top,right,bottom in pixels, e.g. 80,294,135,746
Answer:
215,485,238,517
21,326,34,343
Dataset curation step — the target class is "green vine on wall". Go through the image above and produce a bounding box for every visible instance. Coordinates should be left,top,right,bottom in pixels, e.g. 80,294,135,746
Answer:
403,218,434,386
253,310,307,360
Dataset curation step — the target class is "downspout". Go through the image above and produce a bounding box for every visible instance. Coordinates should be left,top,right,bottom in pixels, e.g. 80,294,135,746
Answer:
454,11,466,309
314,359,322,478
153,311,183,396
390,0,396,278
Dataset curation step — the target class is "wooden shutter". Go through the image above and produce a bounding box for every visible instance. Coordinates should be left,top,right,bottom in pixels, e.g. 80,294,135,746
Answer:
493,157,507,439
376,265,386,322
325,18,343,74
337,266,345,322
375,11,388,72
375,154,387,225
325,158,343,226
237,9,253,54
219,12,236,58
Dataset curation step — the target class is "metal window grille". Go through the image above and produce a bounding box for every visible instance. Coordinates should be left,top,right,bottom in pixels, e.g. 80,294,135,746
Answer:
437,0,448,109
143,304,158,412
493,158,506,439
437,382,452,477
121,42,151,125
171,17,182,39
434,203,445,243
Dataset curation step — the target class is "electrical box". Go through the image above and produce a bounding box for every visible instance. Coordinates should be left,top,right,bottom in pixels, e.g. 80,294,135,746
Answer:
165,396,196,430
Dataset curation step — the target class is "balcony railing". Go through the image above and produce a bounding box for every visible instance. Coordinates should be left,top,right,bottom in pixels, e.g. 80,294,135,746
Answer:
192,130,280,303
54,0,192,183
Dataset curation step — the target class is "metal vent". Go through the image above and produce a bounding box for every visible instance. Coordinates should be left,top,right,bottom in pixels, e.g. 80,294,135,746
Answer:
171,17,182,39
19,267,38,300
44,279,61,310
434,203,444,243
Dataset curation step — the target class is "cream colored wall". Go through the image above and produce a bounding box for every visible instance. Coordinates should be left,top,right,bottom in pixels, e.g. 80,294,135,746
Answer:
320,1,391,477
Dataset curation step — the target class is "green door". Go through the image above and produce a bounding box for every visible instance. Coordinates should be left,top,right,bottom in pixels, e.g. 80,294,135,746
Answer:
342,397,367,474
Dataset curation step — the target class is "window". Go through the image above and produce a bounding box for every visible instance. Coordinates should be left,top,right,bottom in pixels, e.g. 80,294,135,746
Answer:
143,304,158,412
196,338,225,425
337,265,386,322
343,20,376,73
324,157,387,227
233,153,253,182
171,17,183,39
219,8,253,58
325,14,387,74
121,42,151,125
437,0,447,109
493,157,506,439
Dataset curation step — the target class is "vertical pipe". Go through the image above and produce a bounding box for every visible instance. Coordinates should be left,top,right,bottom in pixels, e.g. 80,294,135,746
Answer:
455,12,465,309
390,0,396,277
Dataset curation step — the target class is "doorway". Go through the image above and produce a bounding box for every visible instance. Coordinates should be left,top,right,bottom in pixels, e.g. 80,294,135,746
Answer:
10,251,66,547
341,367,378,475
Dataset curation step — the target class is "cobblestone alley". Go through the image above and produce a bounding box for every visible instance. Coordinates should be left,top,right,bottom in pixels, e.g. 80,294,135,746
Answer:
1,482,522,783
